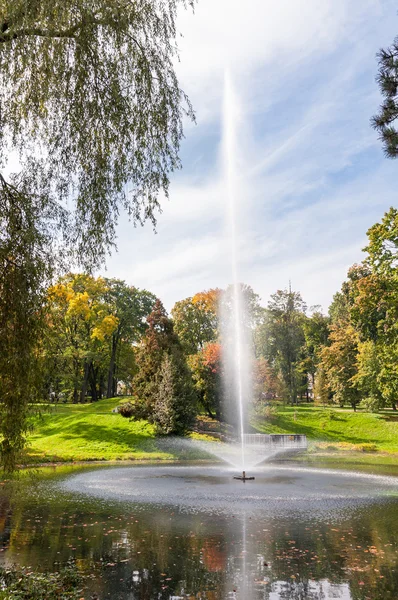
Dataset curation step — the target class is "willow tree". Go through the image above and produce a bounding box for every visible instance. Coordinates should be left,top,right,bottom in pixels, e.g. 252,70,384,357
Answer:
0,0,195,469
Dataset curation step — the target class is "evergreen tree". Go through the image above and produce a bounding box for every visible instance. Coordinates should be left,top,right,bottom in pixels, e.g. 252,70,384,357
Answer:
153,352,196,435
372,36,398,158
133,299,196,429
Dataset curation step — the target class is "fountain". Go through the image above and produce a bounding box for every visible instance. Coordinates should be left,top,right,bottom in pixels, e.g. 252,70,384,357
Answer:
221,72,308,480
222,71,254,480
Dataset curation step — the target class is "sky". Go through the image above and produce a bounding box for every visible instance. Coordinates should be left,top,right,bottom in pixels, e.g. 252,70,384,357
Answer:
103,0,398,313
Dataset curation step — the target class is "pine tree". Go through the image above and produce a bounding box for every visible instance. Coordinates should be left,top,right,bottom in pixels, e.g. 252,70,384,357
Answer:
372,36,398,157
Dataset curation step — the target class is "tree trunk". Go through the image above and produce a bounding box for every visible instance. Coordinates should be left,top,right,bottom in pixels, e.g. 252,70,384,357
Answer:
392,402,397,411
80,359,91,403
73,387,78,404
107,334,118,398
89,363,98,402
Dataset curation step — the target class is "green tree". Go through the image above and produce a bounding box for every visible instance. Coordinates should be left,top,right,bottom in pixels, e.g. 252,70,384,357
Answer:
320,323,361,410
188,342,222,420
153,352,197,435
301,308,330,398
0,0,194,262
265,288,307,405
372,36,398,158
0,176,55,470
104,280,156,398
133,299,195,425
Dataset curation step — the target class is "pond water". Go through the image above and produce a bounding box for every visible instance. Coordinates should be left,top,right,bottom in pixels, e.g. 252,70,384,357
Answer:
0,461,398,599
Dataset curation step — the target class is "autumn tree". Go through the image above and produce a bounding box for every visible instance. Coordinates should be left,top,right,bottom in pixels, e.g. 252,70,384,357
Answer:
46,274,119,403
171,289,221,355
0,0,195,468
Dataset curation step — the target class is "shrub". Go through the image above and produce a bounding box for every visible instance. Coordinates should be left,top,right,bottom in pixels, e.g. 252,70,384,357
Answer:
118,402,136,418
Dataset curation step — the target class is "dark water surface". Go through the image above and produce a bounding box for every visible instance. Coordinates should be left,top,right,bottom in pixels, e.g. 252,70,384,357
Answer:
0,462,397,599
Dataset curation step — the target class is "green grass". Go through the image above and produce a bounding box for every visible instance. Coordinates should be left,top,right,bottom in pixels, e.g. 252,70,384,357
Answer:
23,400,398,467
253,404,398,454
24,398,196,463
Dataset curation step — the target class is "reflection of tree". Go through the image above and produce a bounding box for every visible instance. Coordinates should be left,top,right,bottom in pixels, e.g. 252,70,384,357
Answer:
201,537,227,572
0,496,11,551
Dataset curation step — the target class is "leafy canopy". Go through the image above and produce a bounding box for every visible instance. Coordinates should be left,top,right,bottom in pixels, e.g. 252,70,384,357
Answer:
0,0,195,264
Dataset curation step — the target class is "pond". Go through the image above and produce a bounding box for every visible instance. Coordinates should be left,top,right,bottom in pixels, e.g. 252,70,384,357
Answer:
0,461,397,599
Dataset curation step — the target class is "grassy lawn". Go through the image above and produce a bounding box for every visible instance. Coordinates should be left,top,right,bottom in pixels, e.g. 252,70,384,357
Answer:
24,398,195,463
23,399,398,467
253,403,398,454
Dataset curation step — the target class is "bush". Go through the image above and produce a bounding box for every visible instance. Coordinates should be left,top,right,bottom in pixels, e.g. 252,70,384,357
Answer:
118,401,136,418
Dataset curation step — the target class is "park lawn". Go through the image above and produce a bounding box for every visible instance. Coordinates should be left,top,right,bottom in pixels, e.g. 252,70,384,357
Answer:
24,398,182,463
253,404,398,454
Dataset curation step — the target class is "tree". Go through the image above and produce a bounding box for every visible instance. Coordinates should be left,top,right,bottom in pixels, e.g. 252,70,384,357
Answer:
221,284,265,334
0,176,55,470
372,36,398,158
320,323,361,410
0,0,195,263
0,0,195,468
365,207,398,274
46,274,119,403
253,357,282,404
103,280,156,398
171,289,221,355
133,299,195,425
153,352,197,435
313,367,331,406
188,342,223,419
265,288,307,405
302,308,330,395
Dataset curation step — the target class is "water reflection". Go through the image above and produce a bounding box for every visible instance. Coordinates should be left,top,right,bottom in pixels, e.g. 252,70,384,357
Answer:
0,465,396,599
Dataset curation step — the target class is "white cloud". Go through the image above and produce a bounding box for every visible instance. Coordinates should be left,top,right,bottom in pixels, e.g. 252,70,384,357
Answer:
104,0,398,313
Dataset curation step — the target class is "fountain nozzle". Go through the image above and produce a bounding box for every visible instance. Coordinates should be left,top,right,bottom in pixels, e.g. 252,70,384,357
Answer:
233,470,255,482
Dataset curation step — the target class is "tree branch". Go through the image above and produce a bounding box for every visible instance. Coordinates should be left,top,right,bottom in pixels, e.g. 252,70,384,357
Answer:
0,16,108,43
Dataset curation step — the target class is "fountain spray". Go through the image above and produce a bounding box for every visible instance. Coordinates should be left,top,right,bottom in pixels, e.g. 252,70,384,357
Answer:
223,72,254,482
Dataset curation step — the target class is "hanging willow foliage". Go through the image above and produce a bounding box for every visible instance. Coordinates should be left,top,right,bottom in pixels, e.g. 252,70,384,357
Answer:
0,0,195,263
0,0,195,469
0,173,66,470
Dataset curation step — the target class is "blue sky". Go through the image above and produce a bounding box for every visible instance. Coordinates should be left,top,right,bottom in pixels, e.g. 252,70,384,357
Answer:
104,0,398,313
